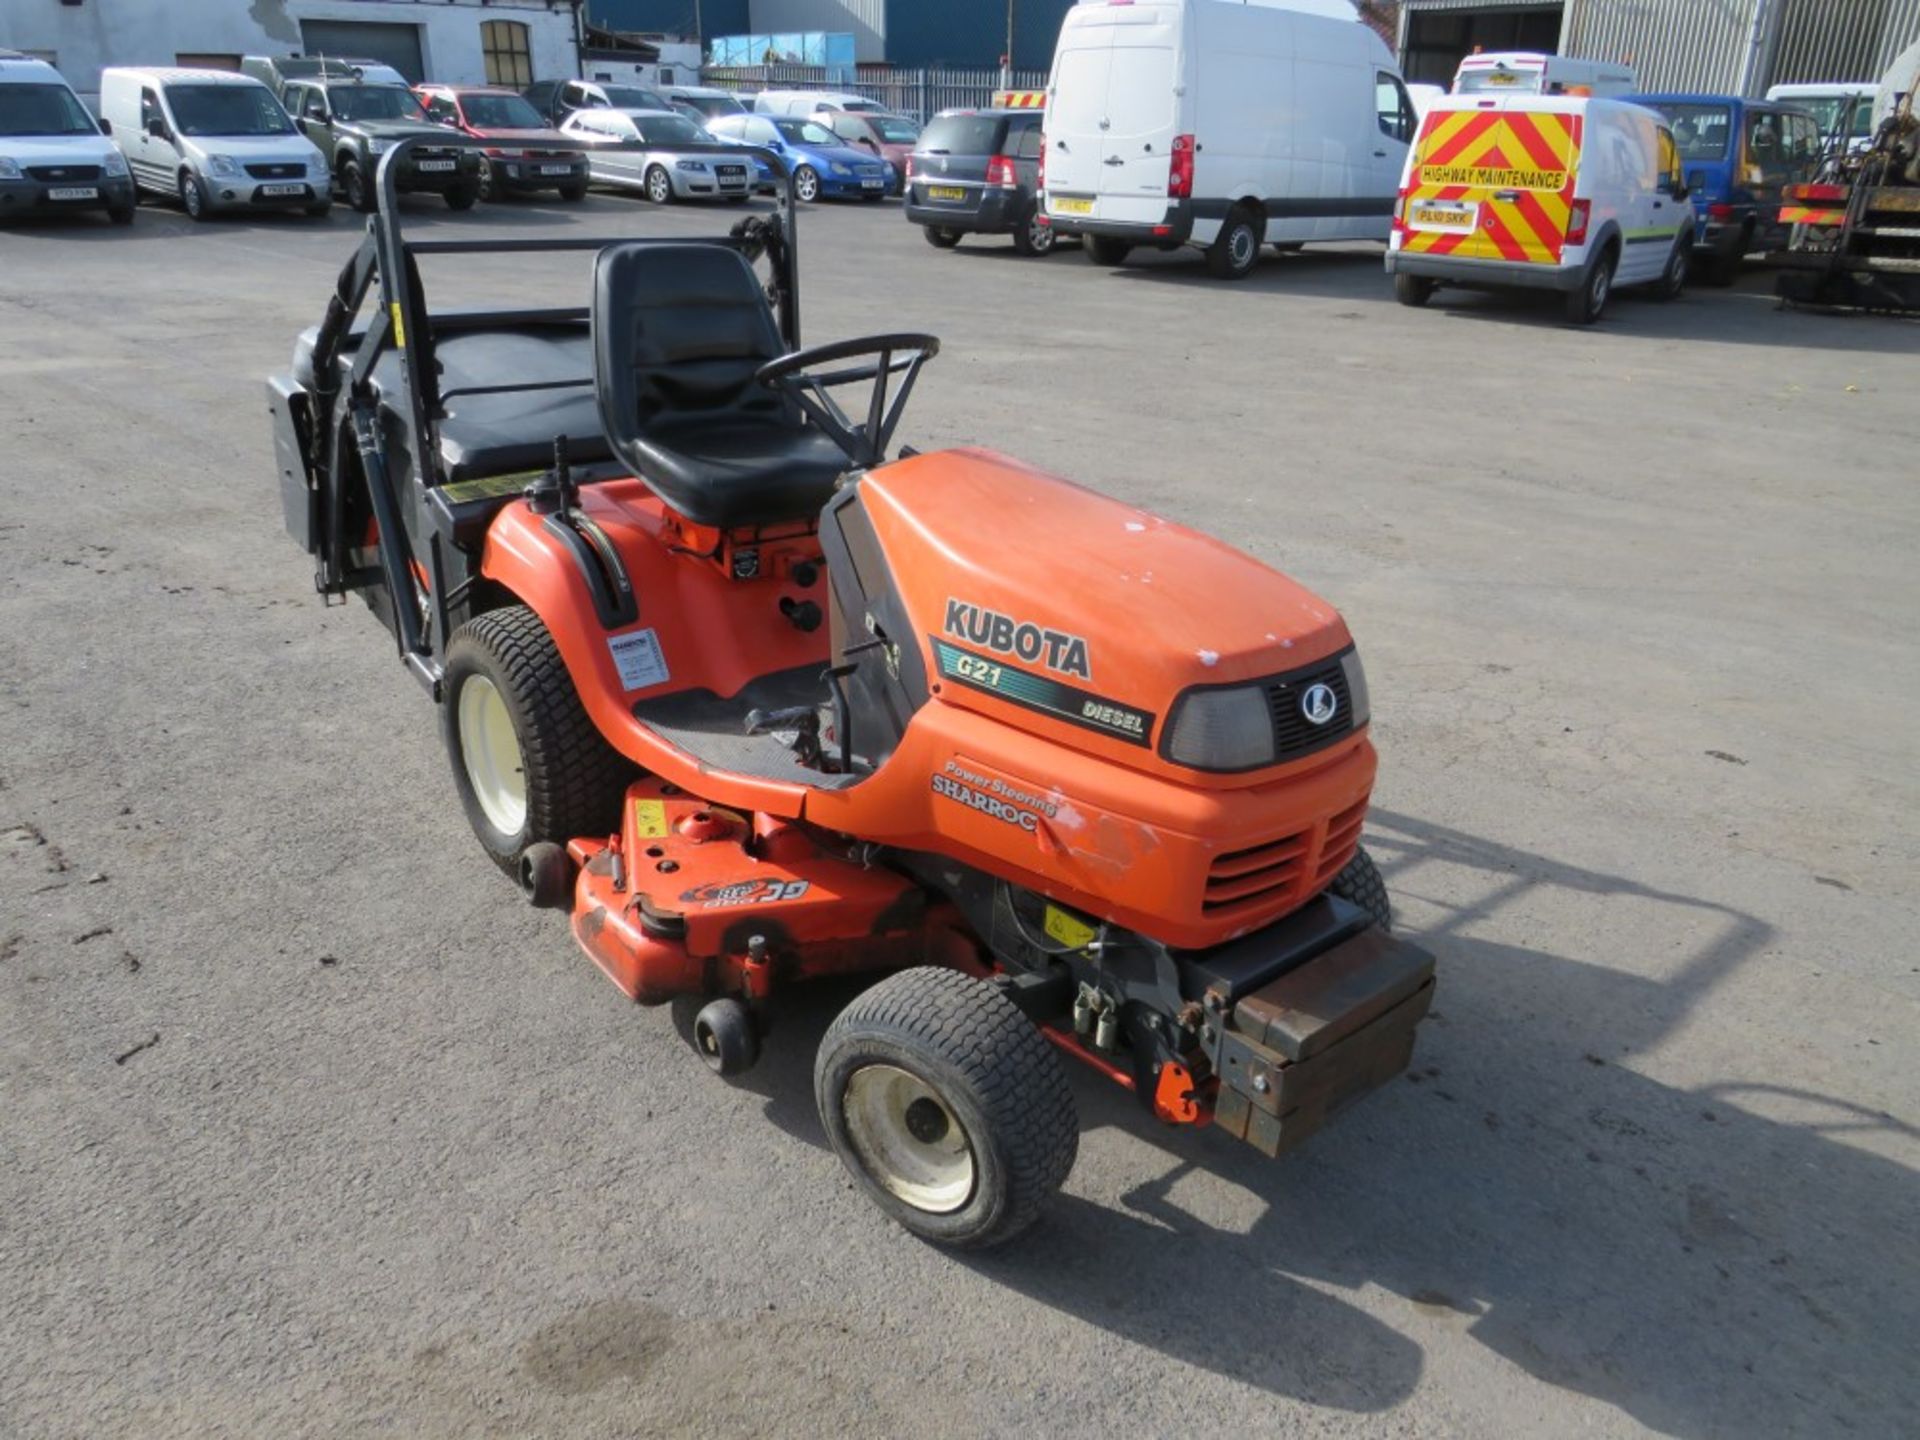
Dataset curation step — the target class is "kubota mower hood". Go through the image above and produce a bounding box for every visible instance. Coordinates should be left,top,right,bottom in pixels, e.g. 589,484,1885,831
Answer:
857,447,1356,767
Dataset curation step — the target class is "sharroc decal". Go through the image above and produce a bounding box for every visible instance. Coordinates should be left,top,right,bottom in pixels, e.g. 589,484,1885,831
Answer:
944,598,1091,681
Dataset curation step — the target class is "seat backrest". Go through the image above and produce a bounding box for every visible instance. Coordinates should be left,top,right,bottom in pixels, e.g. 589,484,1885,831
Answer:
592,242,787,447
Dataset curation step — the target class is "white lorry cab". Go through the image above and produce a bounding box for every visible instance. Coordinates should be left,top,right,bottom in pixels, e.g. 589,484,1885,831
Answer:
1041,0,1418,279
0,51,136,225
101,68,329,220
1452,51,1635,98
1386,93,1694,324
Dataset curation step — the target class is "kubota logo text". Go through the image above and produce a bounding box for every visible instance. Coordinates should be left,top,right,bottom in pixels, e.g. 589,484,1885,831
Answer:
943,599,1091,680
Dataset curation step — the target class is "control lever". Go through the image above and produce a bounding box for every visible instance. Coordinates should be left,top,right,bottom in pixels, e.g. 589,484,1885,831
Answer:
524,435,579,517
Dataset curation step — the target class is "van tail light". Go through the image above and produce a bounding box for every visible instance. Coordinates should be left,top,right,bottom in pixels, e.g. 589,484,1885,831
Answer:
904,154,916,180
985,154,1017,188
1706,202,1734,221
1788,182,1845,202
1037,136,1046,190
1566,198,1591,246
1168,133,1194,198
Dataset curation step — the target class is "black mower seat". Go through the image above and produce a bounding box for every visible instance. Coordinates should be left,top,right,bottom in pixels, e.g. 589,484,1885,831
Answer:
593,242,847,530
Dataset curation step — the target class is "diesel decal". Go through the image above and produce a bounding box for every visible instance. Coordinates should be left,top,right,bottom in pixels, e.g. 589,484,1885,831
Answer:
932,639,1155,747
932,772,1040,832
944,598,1091,680
679,878,811,909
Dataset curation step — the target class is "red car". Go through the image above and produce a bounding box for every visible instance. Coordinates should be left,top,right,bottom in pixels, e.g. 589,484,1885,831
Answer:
817,110,920,195
415,84,589,201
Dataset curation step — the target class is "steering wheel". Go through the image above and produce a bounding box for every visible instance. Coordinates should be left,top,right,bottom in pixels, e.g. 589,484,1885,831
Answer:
756,332,940,470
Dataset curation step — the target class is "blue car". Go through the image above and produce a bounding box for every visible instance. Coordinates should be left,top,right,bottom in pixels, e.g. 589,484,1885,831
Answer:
705,112,893,202
1638,94,1823,284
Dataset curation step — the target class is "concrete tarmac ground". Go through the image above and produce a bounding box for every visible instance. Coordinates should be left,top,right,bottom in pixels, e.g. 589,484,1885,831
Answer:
2,192,1915,1438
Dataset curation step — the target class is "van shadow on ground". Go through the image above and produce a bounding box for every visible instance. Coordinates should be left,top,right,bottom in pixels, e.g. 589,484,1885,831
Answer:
717,809,1915,1431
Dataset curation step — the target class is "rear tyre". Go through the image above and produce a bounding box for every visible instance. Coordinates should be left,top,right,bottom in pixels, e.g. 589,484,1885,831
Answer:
1394,272,1436,308
1327,846,1392,932
792,165,821,203
444,186,477,212
923,225,962,249
442,605,634,876
816,967,1078,1249
1653,236,1689,301
1565,245,1616,325
1205,206,1263,280
645,164,673,204
343,160,374,213
1010,207,1056,257
1084,234,1132,267
693,998,760,1076
179,170,210,222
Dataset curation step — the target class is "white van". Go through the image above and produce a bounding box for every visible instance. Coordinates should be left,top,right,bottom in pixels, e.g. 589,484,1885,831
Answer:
0,51,135,225
1764,83,1875,150
752,89,888,117
1386,94,1693,324
101,68,330,220
1041,0,1418,279
1451,51,1635,98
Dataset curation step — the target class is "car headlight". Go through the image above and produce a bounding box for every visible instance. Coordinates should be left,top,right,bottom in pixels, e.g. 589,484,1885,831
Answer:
675,159,708,172
308,153,329,179
0,157,20,180
369,139,393,156
100,149,128,177
1165,686,1275,771
828,160,850,175
208,154,240,178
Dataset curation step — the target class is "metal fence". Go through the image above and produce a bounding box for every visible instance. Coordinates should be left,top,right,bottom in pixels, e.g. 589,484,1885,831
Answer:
702,65,1052,123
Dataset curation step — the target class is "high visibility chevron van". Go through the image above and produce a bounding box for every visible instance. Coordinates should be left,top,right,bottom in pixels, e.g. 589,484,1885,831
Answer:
1386,94,1695,324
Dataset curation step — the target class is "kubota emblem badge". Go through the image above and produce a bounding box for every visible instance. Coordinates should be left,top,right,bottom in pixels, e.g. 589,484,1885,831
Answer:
1300,683,1337,726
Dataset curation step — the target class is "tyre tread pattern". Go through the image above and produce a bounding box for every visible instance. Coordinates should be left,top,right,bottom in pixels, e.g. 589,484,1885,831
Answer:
822,966,1078,1248
1327,845,1392,932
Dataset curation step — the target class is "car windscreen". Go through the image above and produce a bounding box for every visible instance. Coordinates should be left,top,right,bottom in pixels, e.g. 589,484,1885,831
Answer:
633,113,704,145
872,115,919,143
602,85,668,110
917,114,1001,156
166,84,294,137
460,93,544,128
1650,102,1732,161
773,117,837,147
329,86,427,122
0,82,98,137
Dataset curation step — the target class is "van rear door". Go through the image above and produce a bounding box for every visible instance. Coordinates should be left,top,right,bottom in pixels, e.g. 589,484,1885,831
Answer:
1045,3,1178,225
1398,102,1583,266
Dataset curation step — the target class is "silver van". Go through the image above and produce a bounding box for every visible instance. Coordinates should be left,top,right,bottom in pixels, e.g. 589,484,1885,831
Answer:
100,67,329,220
0,50,135,225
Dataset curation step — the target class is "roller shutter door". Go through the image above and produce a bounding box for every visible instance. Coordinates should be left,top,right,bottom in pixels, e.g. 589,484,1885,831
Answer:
298,20,426,84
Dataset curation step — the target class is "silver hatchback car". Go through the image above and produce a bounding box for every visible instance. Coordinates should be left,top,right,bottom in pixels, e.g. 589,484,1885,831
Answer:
559,108,751,202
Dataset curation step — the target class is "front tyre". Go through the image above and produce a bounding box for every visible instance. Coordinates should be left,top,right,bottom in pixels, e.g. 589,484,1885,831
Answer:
1327,846,1392,931
342,159,374,213
1653,235,1689,301
441,606,633,876
792,165,821,203
644,164,673,204
179,170,210,221
816,967,1078,1249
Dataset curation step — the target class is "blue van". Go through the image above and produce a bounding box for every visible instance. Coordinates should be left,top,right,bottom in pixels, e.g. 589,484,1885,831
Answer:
1636,94,1823,284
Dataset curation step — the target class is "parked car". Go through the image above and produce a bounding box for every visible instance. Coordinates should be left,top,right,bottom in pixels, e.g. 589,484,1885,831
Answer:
704,113,891,202
241,54,408,105
1638,94,1823,284
661,85,748,122
817,109,919,194
1044,0,1416,278
905,108,1051,254
523,78,671,129
1388,94,1693,324
752,89,889,117
0,50,135,225
284,77,480,212
101,68,328,220
561,108,753,203
415,83,587,201
1764,82,1877,152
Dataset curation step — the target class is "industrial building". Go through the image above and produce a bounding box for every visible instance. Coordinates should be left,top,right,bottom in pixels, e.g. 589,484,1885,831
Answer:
0,0,585,107
1398,0,1920,92
588,0,1080,69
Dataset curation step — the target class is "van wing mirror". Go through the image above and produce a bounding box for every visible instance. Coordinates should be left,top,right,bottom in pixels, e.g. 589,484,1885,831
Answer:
98,117,112,136
145,117,168,140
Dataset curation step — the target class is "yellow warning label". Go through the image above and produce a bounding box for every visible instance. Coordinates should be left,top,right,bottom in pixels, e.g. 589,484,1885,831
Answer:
633,799,668,838
389,302,406,349
1043,904,1097,951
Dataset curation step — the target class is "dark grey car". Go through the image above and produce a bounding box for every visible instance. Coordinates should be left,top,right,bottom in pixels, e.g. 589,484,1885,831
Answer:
904,109,1052,256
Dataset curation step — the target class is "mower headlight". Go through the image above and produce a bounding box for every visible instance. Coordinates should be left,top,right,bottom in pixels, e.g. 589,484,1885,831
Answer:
1340,649,1371,729
208,153,241,178
100,149,129,177
1165,686,1275,771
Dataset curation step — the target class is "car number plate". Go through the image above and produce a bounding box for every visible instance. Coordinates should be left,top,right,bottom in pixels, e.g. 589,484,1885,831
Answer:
539,164,572,176
1051,195,1093,215
416,159,456,172
1410,200,1475,230
259,183,305,197
926,184,966,201
48,186,98,201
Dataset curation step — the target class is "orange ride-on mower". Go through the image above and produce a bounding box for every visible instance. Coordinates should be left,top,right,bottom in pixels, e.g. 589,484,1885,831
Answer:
267,138,1434,1247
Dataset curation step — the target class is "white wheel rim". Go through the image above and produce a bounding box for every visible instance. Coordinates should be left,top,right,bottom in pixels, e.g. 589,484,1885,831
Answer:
842,1063,976,1214
457,674,527,836
649,170,668,200
797,170,817,200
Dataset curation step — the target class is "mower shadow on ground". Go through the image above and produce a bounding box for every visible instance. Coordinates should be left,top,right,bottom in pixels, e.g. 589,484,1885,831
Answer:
972,810,1915,1435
